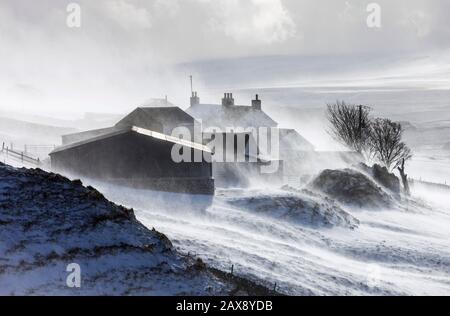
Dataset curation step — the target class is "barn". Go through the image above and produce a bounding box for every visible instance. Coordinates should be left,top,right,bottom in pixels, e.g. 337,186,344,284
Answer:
51,105,214,195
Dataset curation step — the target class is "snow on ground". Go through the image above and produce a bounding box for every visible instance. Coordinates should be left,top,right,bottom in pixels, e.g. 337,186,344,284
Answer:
225,188,359,229
408,150,450,184
0,163,276,296
1,140,449,295
95,178,450,296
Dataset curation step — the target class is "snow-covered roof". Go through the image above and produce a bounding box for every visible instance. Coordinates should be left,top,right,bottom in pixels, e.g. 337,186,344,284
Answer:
61,126,121,145
131,126,210,152
115,106,196,131
51,126,211,155
187,103,277,130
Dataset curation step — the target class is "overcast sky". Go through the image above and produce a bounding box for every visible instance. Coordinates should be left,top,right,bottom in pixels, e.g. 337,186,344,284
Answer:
1,0,449,114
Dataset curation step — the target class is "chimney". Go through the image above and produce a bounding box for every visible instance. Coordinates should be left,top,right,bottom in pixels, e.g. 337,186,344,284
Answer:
222,92,234,107
190,91,200,106
252,94,261,110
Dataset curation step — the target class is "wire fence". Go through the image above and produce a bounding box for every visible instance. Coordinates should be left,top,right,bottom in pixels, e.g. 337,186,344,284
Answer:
409,177,450,189
182,250,281,294
1,142,50,166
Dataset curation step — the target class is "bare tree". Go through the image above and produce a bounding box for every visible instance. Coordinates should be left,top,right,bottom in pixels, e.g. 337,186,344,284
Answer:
326,101,371,155
368,118,412,194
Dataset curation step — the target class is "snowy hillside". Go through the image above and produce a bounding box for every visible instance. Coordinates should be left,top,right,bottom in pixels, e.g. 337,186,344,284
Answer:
0,163,276,295
94,167,450,296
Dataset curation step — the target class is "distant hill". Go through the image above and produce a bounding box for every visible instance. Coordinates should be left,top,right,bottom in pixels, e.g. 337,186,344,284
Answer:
0,116,77,145
403,122,450,149
0,110,122,130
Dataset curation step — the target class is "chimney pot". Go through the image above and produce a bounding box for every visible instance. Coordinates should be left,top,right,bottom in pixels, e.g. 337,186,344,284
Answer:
252,94,262,110
190,91,200,106
222,92,235,106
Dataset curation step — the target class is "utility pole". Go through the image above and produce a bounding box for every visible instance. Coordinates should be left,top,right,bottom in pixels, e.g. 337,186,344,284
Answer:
358,105,363,134
190,75,193,94
358,105,363,152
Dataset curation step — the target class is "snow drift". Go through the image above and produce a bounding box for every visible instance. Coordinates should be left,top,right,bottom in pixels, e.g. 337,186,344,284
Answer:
98,183,450,296
226,188,359,229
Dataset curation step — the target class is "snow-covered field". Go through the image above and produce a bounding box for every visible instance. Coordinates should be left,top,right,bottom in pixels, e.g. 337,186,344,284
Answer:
408,151,450,184
96,181,450,296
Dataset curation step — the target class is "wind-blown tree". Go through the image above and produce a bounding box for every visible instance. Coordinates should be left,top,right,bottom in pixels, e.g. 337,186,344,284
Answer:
326,101,371,155
368,118,412,194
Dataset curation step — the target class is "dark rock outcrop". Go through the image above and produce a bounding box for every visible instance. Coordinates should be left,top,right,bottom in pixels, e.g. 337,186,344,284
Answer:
357,163,401,194
310,168,394,209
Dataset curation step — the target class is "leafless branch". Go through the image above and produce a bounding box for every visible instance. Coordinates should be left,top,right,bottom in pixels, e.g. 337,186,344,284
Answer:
326,101,371,155
368,118,412,171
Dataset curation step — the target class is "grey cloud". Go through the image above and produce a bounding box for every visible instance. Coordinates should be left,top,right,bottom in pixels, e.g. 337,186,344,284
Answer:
0,0,449,113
